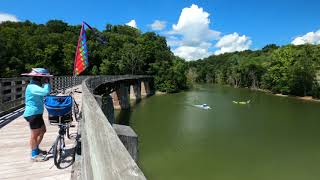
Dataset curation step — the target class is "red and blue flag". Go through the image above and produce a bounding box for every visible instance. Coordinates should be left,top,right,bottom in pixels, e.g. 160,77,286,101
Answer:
73,22,89,76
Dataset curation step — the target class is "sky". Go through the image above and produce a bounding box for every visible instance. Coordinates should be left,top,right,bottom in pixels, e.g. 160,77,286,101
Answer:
1,0,320,60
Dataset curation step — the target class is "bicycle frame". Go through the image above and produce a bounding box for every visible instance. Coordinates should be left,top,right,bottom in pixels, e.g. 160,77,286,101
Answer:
44,122,70,158
45,88,80,167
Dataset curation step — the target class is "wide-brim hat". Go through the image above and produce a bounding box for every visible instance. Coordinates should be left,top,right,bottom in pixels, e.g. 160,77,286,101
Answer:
21,68,53,77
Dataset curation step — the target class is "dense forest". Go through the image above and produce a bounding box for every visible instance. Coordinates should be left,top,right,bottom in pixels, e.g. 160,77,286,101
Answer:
0,20,187,93
188,44,320,98
1,20,320,97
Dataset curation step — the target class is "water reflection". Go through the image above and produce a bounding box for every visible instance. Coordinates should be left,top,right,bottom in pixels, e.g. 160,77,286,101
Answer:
117,84,320,179
116,108,132,125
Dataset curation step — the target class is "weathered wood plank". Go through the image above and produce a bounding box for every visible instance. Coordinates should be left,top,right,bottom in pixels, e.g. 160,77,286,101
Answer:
0,85,82,180
81,78,146,180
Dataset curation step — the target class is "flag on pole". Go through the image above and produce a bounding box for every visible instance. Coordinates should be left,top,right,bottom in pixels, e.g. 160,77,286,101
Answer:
73,22,89,76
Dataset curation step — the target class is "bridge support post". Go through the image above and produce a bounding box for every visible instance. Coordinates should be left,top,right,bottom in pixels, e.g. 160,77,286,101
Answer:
112,124,138,162
130,80,141,102
112,83,130,110
141,80,154,97
111,91,120,109
94,95,115,124
104,95,115,124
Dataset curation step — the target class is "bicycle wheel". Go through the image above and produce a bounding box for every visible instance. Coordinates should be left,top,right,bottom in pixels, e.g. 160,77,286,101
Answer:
73,99,80,122
53,135,64,169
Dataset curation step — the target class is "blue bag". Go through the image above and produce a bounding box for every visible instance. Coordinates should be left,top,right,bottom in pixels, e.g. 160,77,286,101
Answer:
45,96,73,116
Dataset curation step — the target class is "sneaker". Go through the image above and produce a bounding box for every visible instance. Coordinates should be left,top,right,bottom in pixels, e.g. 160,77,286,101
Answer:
38,148,48,155
31,154,47,162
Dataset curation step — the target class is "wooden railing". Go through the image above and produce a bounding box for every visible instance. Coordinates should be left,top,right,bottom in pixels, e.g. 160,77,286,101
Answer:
81,75,150,180
0,76,88,116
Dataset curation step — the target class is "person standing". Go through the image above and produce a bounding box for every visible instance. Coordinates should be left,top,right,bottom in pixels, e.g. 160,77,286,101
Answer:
21,68,52,162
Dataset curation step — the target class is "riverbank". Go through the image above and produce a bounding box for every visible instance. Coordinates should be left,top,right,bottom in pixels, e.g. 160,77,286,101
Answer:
250,87,320,103
195,83,320,103
275,94,320,102
155,91,167,95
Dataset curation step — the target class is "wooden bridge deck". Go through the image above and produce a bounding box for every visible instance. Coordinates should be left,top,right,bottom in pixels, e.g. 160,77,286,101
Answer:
0,86,82,180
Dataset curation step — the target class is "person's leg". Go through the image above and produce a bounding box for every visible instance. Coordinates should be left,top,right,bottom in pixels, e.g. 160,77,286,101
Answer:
30,128,42,156
35,116,47,155
36,124,46,146
30,128,46,162
26,114,47,161
30,128,41,149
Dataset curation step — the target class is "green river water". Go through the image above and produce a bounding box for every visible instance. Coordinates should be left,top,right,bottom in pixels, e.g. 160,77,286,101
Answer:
116,84,320,180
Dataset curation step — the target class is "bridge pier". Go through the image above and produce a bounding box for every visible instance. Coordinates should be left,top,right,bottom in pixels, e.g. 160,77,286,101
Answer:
112,79,154,109
94,95,115,124
112,124,138,162
141,80,154,98
130,80,141,102
111,91,120,109
112,83,130,110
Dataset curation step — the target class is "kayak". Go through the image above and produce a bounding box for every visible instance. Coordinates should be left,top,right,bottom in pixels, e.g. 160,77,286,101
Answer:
193,104,211,110
233,100,250,105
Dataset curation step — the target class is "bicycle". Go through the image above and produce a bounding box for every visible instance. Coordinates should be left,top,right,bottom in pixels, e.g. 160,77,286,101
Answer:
52,121,70,168
69,89,81,122
44,90,80,169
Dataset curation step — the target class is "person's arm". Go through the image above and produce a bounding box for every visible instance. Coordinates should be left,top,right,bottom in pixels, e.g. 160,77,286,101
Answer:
29,83,51,96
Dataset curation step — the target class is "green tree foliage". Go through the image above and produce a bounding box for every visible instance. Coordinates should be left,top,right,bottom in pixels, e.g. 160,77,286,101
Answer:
189,44,320,97
262,45,319,96
0,20,188,92
0,21,79,77
152,57,187,93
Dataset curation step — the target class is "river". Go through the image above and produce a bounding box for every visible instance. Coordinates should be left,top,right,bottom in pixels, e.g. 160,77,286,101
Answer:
116,84,320,180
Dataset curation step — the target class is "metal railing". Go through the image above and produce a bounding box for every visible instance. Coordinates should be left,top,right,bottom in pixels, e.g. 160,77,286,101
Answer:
0,76,88,116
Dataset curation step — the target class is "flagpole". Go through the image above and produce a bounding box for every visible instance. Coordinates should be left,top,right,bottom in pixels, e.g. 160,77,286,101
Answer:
83,21,107,44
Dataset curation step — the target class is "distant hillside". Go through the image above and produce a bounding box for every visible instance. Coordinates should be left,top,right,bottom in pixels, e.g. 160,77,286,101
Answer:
187,44,320,98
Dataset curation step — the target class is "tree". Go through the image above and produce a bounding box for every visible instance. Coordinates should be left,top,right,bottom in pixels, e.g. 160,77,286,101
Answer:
288,45,316,96
119,43,144,74
0,20,206,93
261,45,295,94
46,20,68,33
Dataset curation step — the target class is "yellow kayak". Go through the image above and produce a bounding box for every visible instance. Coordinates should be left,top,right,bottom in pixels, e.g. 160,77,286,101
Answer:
233,100,250,105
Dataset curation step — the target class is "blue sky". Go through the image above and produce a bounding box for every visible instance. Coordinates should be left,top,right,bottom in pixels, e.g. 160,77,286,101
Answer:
1,0,320,60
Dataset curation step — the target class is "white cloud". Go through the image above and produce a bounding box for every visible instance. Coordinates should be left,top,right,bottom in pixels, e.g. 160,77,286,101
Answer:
292,30,320,45
166,4,252,60
126,20,137,28
166,36,183,47
173,43,212,60
150,20,166,31
0,13,19,23
171,4,220,45
214,33,252,55
168,4,221,60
